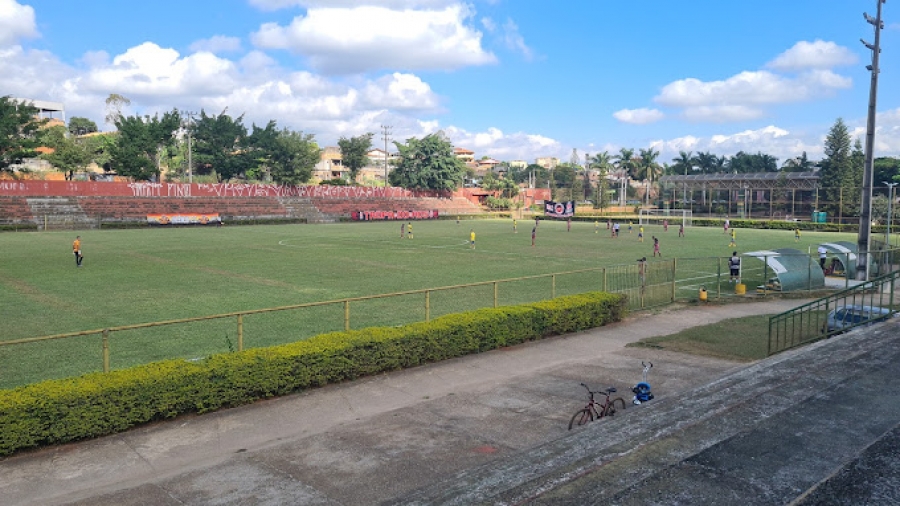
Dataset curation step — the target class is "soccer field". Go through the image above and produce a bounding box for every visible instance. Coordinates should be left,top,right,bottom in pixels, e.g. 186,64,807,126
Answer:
0,219,854,388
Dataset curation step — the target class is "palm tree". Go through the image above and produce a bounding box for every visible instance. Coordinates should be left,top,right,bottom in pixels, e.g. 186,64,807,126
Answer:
694,151,717,174
613,147,636,178
671,150,693,176
636,147,662,206
589,151,613,209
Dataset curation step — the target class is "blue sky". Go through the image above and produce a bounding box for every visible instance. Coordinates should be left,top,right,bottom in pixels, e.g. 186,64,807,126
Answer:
2,0,899,164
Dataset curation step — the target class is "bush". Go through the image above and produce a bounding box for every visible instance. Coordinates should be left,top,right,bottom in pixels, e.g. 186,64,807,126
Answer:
0,291,626,457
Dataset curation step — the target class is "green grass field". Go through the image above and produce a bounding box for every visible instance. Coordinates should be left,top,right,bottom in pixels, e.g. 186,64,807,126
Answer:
0,218,857,388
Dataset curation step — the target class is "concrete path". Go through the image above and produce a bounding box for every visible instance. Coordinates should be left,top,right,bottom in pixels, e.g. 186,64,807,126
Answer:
2,298,895,505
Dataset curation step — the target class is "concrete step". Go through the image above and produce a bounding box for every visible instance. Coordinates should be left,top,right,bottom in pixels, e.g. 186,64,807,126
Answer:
396,319,900,505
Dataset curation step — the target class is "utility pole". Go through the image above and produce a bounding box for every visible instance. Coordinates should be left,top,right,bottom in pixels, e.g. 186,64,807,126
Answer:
182,111,197,184
380,125,392,187
857,0,886,281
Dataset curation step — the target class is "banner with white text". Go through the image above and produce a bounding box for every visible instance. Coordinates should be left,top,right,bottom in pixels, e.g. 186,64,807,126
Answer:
147,213,221,225
544,200,575,218
351,210,440,221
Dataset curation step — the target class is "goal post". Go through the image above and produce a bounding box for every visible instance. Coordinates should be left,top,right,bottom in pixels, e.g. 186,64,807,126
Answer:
638,209,692,227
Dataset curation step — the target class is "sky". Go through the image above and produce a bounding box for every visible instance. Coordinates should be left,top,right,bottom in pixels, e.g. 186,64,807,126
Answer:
2,0,900,165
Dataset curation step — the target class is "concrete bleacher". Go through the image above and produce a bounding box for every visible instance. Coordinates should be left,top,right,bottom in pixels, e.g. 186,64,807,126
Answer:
0,196,34,223
77,197,291,223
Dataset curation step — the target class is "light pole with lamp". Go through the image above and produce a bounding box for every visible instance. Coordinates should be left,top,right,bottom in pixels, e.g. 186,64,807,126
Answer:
886,182,898,246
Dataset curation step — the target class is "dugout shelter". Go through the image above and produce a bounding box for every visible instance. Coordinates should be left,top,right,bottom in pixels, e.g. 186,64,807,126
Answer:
817,241,862,280
744,248,825,293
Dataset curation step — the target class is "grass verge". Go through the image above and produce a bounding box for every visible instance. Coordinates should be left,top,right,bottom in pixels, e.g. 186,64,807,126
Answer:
626,314,771,362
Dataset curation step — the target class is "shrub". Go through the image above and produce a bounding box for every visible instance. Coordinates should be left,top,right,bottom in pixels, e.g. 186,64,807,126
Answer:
0,292,626,457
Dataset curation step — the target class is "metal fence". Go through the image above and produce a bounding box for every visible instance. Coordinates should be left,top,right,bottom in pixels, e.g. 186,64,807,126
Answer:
1,249,898,389
767,270,898,356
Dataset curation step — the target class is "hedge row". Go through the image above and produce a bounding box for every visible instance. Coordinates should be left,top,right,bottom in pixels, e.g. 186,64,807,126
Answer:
0,291,627,457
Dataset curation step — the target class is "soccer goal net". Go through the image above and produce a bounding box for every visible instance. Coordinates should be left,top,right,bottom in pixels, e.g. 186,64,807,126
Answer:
638,209,693,227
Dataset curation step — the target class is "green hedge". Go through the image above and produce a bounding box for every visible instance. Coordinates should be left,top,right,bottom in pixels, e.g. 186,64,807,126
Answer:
0,291,626,457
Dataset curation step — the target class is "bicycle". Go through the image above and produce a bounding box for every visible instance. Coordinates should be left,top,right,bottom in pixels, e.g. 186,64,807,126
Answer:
568,383,627,430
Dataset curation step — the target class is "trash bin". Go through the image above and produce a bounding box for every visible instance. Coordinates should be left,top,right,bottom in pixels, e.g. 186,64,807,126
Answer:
735,283,746,295
699,286,708,302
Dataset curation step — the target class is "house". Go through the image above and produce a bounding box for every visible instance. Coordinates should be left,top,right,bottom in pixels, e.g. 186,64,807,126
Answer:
453,147,475,163
536,157,559,170
508,160,527,169
313,146,346,181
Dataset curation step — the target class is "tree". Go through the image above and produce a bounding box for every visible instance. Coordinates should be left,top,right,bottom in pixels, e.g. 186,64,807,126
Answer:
782,151,815,172
671,150,693,175
271,129,320,185
694,151,717,174
104,94,131,127
109,110,181,181
874,157,900,187
589,152,612,209
0,97,42,174
635,147,661,183
613,148,636,178
191,110,251,181
68,117,98,136
42,135,90,179
819,118,853,215
337,133,374,183
389,133,464,191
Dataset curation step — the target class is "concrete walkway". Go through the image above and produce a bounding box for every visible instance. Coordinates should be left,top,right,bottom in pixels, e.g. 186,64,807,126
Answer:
1,298,896,505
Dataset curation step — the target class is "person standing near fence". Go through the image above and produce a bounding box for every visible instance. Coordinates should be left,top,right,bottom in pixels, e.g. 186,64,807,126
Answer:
818,245,827,269
72,235,83,267
729,251,741,283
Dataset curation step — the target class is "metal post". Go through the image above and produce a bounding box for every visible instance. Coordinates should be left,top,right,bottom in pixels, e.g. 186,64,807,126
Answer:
858,0,886,280
343,301,350,331
717,257,722,300
552,274,556,299
671,258,677,302
885,182,897,246
493,282,499,308
102,329,110,373
425,290,430,322
603,267,607,292
237,314,244,351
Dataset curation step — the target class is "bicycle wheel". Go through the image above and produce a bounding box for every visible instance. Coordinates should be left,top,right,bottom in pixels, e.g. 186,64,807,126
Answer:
568,408,594,430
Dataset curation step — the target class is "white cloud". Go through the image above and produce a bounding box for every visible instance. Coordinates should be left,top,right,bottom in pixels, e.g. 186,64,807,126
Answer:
79,42,239,99
437,125,562,161
682,105,764,123
502,19,532,60
613,108,665,125
0,0,38,47
360,73,440,111
481,16,496,32
251,4,496,74
189,35,242,54
655,70,851,109
767,40,858,71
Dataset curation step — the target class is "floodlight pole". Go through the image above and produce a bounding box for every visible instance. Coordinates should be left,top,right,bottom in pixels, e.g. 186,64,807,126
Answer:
857,0,886,281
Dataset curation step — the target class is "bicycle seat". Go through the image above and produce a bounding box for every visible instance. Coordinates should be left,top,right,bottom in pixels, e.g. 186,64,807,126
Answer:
607,387,617,393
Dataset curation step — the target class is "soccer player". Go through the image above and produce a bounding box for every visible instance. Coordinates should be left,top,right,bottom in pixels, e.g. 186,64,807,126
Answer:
628,221,633,234
652,236,661,257
567,218,571,232
795,228,801,241
678,223,685,237
456,216,460,225
72,235,83,267
407,222,413,239
729,228,736,248
638,225,644,242
663,219,669,232
513,218,517,233
531,226,536,247
594,220,599,234
724,219,730,234
614,222,620,238
470,229,476,249
400,222,405,238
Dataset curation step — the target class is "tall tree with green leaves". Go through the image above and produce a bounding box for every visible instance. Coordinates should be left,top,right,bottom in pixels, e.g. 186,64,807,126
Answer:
110,110,181,181
271,128,320,185
613,147,636,178
671,150,693,175
338,133,374,184
0,97,42,174
589,151,612,209
191,110,251,181
42,135,90,179
819,118,853,215
389,133,464,191
68,117,98,136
